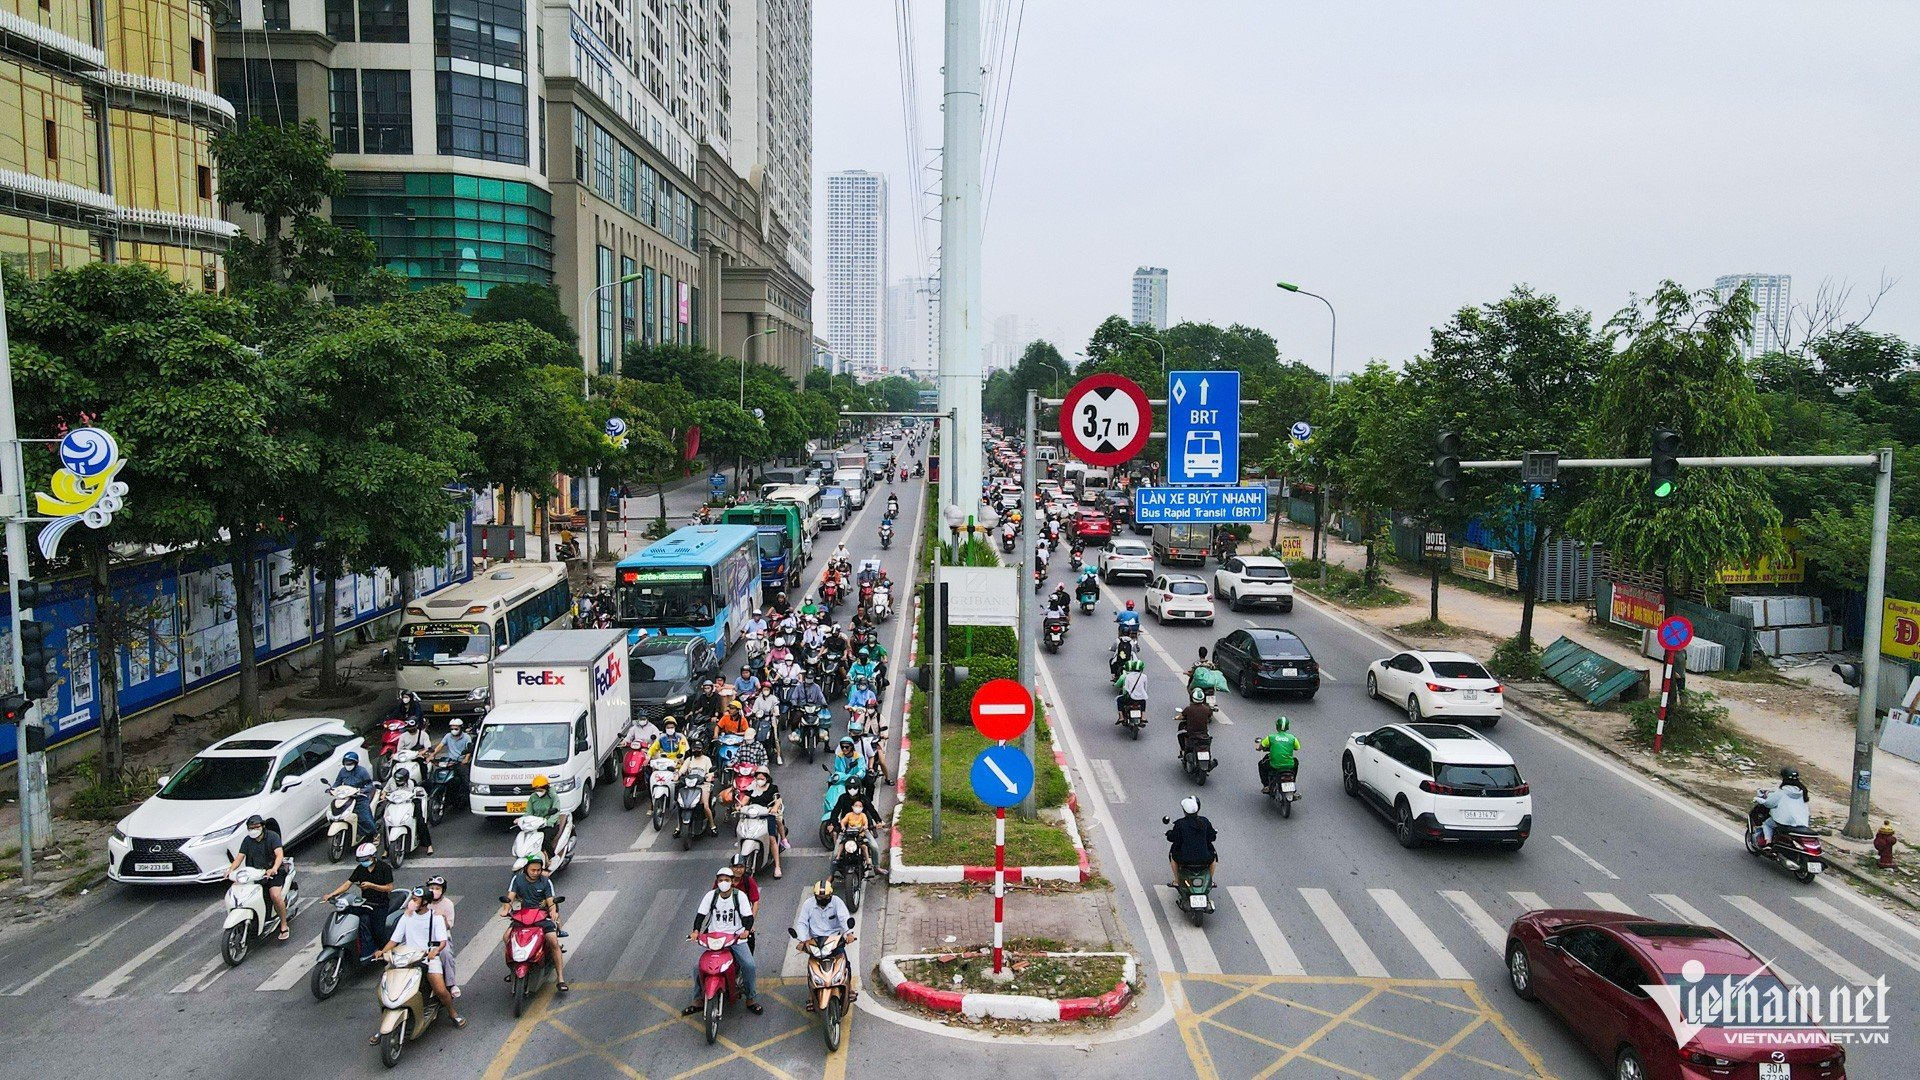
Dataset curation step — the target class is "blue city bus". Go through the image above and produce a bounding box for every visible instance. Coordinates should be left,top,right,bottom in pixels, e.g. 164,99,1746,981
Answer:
614,525,762,651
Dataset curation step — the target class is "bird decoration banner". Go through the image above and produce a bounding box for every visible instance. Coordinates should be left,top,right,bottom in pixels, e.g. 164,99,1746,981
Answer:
33,427,130,560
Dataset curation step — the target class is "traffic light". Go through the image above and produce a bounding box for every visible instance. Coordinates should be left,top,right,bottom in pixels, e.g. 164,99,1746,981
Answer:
1649,427,1681,500
902,664,970,691
18,619,56,700
0,693,26,724
1431,431,1461,503
918,581,951,656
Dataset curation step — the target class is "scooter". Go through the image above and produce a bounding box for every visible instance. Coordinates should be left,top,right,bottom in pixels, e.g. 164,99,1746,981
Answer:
794,704,827,763
715,731,747,769
387,749,426,790
382,789,420,868
221,860,299,967
647,759,678,830
1118,698,1147,740
1167,856,1216,926
735,802,775,878
621,741,651,811
1001,532,1016,554
326,785,370,862
311,894,397,1000
879,526,894,550
375,718,408,780
677,769,712,851
722,761,759,821
1745,794,1824,884
790,927,855,1052
425,758,459,826
374,947,446,1067
1043,616,1068,654
1078,585,1098,615
511,812,574,873
502,896,565,1017
870,588,892,622
829,827,869,913
1266,762,1299,819
1181,732,1218,786
695,929,748,1045
818,766,875,847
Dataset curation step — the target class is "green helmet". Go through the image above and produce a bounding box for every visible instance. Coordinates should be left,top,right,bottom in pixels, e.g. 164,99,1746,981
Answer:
1274,715,1291,733
1125,658,1145,672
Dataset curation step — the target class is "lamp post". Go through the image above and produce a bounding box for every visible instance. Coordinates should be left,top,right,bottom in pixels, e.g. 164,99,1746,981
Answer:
1128,331,1166,375
1037,361,1062,398
732,326,779,493
1277,281,1336,586
576,270,646,566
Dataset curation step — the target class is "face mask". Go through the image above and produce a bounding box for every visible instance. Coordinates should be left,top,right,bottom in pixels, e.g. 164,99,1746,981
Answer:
358,859,373,869
717,881,733,894
815,895,832,907
247,827,264,839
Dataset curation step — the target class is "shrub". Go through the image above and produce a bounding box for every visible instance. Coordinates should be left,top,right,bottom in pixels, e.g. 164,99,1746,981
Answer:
1486,635,1543,681
1625,690,1733,753
952,625,1017,660
942,654,1020,727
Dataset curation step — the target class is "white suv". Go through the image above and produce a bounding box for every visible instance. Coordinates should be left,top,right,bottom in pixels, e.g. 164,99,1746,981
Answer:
108,718,366,884
1366,650,1504,727
1213,555,1294,612
1099,538,1154,584
1341,722,1531,850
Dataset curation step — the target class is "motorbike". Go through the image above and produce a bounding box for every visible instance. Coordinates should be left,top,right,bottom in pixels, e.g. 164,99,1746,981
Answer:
722,761,759,821
735,802,775,878
819,765,875,847
425,758,459,826
1118,698,1147,740
375,718,409,779
871,587,893,622
1069,550,1084,574
647,759,678,831
1117,620,1141,643
325,784,370,862
794,704,827,763
790,927,855,1051
621,742,651,811
1043,616,1068,654
1078,585,1098,615
715,731,747,769
502,896,564,1017
311,893,396,1000
221,860,299,967
677,769,712,851
1266,763,1300,819
694,930,748,1045
879,526,894,550
1745,793,1824,883
387,749,426,790
1181,731,1218,786
1001,531,1016,554
381,788,421,868
829,827,869,913
511,812,574,873
1033,567,1046,593
1167,855,1216,926
374,947,447,1067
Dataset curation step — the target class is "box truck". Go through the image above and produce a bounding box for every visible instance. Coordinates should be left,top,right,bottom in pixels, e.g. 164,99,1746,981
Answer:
467,628,632,818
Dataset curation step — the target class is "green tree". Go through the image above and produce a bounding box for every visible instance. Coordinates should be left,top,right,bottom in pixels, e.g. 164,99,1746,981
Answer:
688,400,769,484
1569,281,1781,597
211,118,374,321
472,282,578,345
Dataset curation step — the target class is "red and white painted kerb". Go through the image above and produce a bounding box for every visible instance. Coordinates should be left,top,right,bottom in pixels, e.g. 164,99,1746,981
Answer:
879,953,1136,1023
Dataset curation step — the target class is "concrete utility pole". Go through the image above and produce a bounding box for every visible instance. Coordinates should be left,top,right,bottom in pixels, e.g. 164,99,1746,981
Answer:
1018,389,1038,819
937,0,984,528
0,271,49,885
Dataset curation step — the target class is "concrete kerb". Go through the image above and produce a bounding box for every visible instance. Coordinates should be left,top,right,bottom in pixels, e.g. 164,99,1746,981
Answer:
879,951,1137,1022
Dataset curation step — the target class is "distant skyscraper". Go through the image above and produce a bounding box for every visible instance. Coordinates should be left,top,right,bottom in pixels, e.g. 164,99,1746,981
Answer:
1132,267,1168,329
1714,274,1792,359
887,276,938,379
827,171,888,371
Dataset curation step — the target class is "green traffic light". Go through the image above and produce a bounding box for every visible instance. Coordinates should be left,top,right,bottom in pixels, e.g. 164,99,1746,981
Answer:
1652,480,1675,499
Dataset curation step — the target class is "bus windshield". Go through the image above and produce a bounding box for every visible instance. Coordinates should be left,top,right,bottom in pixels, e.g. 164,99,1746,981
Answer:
618,568,717,628
397,622,491,665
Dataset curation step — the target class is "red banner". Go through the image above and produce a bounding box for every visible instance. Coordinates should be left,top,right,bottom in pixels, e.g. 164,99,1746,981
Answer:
1610,581,1665,629
684,424,701,461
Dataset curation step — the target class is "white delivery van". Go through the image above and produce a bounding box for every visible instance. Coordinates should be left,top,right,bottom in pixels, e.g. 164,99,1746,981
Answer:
467,628,632,819
832,468,867,507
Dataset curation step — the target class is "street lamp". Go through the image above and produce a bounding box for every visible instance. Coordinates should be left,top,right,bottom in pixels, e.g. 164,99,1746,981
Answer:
1037,361,1062,398
731,326,780,493
1277,281,1337,584
1128,331,1167,374
582,270,647,385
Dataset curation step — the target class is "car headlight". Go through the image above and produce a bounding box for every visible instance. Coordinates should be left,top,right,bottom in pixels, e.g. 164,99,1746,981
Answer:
466,687,489,701
665,694,688,708
551,776,579,793
468,784,491,795
192,822,244,846
111,828,127,845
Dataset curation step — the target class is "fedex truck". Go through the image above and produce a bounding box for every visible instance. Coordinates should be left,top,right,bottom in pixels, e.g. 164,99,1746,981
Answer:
466,628,632,818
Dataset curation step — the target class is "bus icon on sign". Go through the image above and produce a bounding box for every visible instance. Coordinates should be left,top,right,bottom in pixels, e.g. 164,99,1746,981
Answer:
1183,430,1224,479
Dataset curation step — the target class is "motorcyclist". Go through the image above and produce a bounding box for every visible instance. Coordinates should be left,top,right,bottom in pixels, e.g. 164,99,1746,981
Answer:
788,670,830,725
429,718,473,803
733,666,762,700
1255,716,1301,795
677,744,719,839
793,881,856,992
1176,689,1213,758
1188,647,1228,701
1044,588,1070,623
385,766,434,856
333,750,378,838
1114,658,1149,724
847,647,879,689
502,855,569,993
1109,635,1140,679
1165,795,1218,887
845,676,878,722
839,796,884,877
750,685,784,764
826,738,868,821
680,866,761,1017
745,767,787,879
622,714,664,750
395,715,433,765
831,542,851,566
324,840,397,959
1760,767,1812,845
526,775,564,857
1115,600,1142,635
649,717,690,763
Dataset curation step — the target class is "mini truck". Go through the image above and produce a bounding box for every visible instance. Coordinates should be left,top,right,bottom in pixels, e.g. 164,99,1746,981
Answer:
720,502,808,592
467,628,633,818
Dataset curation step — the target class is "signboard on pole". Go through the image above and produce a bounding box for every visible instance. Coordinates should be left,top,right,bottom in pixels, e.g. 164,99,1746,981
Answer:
1133,485,1267,524
1167,370,1240,485
1609,582,1665,630
936,566,1020,628
1058,374,1151,466
1278,535,1304,561
969,746,1034,809
970,679,1034,740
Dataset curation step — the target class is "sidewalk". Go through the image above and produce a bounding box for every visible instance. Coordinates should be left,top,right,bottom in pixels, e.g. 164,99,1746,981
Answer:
1277,523,1920,891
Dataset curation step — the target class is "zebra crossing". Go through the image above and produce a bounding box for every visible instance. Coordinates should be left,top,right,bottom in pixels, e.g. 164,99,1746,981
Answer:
1153,881,1920,986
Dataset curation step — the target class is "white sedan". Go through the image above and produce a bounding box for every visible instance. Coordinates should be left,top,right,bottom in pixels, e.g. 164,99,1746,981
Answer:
1366,649,1504,726
1145,573,1215,626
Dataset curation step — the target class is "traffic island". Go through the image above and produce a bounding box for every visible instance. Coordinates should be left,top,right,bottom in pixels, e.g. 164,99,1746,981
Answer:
881,949,1136,1022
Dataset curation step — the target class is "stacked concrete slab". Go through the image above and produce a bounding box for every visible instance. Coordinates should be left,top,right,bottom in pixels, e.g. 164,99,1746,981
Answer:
1729,595,1845,656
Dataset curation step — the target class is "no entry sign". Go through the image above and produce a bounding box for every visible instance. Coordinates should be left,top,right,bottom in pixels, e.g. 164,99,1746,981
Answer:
1059,374,1151,467
970,678,1034,741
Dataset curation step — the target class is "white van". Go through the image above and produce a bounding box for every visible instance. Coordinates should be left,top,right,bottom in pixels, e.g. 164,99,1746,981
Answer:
833,469,867,507
467,629,631,818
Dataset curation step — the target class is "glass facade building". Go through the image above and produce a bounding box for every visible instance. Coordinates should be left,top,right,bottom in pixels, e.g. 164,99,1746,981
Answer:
332,171,552,297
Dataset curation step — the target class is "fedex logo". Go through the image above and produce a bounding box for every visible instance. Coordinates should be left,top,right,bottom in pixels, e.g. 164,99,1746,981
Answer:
593,653,624,697
516,670,567,686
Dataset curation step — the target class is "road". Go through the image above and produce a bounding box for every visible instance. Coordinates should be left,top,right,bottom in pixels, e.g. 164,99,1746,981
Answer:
5,434,1918,1079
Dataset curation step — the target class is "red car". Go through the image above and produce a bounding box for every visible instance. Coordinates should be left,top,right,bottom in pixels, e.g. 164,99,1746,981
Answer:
1072,512,1113,544
1505,910,1847,1080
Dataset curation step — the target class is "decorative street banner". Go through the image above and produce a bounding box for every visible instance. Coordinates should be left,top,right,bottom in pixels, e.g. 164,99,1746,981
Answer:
34,427,129,559
1610,581,1666,630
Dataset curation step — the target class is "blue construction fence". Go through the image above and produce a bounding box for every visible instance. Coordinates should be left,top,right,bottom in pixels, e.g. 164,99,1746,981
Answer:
0,518,471,767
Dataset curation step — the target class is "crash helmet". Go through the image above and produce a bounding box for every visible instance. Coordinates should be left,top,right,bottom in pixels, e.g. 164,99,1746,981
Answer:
838,737,856,752
847,716,866,737
531,775,550,790
343,751,360,765
1274,716,1291,733
448,718,464,731
812,879,835,902
355,841,379,860
1190,687,1207,703
1125,600,1136,610
1125,658,1145,672
662,717,678,730
1181,796,1201,816
1780,766,1802,786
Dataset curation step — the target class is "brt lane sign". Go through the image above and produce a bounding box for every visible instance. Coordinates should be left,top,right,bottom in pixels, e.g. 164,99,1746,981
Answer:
1167,369,1239,485
1135,485,1268,524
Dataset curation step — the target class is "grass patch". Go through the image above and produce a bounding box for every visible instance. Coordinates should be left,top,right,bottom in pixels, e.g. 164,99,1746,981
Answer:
1698,661,1787,686
1290,559,1411,609
903,689,1070,814
894,802,1079,867
64,763,158,821
1395,618,1456,636
899,946,1126,1000
1442,571,1521,600
1623,690,1746,755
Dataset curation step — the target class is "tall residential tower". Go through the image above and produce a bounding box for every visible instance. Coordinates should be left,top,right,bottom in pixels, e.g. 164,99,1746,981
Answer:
1714,273,1791,359
826,169,885,372
1132,265,1167,329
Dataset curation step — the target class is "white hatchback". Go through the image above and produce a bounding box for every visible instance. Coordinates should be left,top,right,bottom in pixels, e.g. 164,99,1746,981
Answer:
1366,649,1504,727
1146,573,1215,625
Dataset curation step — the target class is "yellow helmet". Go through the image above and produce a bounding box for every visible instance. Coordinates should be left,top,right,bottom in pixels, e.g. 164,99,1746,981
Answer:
531,775,549,789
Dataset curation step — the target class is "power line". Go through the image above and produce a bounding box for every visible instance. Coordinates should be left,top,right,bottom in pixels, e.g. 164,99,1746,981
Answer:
981,0,1025,230
894,0,932,277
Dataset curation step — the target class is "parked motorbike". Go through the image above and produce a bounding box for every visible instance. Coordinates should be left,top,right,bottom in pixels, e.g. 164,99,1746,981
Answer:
695,930,748,1045
311,894,397,1000
829,828,868,913
502,895,565,1017
511,812,574,873
326,785,369,862
1043,616,1068,654
221,860,299,967
1745,793,1824,883
790,927,855,1051
677,769,711,851
1181,732,1218,786
648,759,678,831
735,802,775,878
621,741,651,811
1266,763,1299,819
374,947,446,1067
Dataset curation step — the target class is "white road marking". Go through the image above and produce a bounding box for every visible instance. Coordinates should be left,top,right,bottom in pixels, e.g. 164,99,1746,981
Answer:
1722,894,1871,984
81,899,224,999
1440,890,1508,955
1650,894,1725,930
1795,896,1920,975
556,890,618,966
1228,886,1303,974
256,933,325,992
606,887,688,982
1509,891,1550,912
1585,892,1637,914
1302,888,1388,977
1099,579,1234,721
3,903,156,996
1154,887,1221,974
1551,835,1620,879
1371,889,1471,979
169,953,227,995
1090,758,1128,804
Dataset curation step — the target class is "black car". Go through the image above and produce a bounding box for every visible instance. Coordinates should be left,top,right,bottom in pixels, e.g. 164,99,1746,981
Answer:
1213,628,1320,698
628,636,720,723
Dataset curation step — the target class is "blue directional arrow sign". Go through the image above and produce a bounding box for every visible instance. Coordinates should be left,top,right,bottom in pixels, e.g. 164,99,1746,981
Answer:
1167,370,1240,485
969,745,1035,809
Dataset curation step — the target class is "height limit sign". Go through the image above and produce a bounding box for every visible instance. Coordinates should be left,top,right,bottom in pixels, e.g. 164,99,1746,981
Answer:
1059,374,1151,467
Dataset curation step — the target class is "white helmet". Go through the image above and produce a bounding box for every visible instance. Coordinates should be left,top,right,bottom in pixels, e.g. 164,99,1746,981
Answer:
1180,796,1201,816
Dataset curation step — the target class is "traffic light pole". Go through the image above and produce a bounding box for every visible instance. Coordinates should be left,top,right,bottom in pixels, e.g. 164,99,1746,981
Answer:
0,270,45,886
1019,390,1038,820
1458,449,1891,840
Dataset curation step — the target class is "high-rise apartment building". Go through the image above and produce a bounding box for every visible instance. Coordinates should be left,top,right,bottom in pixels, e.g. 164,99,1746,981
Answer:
0,0,237,284
1713,273,1791,359
1132,266,1167,329
826,170,885,372
886,275,937,379
729,0,810,278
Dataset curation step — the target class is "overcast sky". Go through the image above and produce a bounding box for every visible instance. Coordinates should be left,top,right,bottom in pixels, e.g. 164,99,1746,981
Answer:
810,0,1920,372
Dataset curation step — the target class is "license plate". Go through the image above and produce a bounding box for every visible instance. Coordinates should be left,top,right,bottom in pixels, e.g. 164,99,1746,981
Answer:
134,861,172,873
1461,810,1499,820
1195,751,1211,761
1805,861,1822,873
505,800,528,813
1759,1064,1789,1080
1188,894,1208,909
1280,782,1297,793
1460,691,1479,702
432,703,451,713
1282,668,1299,678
